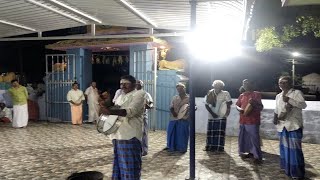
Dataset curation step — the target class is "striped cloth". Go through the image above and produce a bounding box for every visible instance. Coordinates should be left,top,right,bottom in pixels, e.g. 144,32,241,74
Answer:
279,128,305,179
142,112,148,156
205,118,226,151
112,138,142,180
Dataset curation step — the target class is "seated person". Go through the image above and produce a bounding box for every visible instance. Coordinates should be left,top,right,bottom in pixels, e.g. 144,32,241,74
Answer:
0,102,12,123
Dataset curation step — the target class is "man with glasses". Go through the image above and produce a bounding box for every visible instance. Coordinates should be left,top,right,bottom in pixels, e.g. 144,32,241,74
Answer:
100,75,145,179
274,76,307,180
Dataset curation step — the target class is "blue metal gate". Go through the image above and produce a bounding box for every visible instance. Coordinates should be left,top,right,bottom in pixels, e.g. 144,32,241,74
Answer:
156,70,182,130
45,54,76,122
130,45,157,130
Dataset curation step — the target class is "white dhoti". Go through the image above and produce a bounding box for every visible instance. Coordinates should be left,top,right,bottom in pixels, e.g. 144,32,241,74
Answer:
12,104,29,128
88,102,100,122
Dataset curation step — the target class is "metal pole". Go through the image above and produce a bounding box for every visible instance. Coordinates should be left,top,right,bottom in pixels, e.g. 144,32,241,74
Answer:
153,47,157,131
292,59,295,87
91,24,96,37
45,55,49,121
188,0,197,179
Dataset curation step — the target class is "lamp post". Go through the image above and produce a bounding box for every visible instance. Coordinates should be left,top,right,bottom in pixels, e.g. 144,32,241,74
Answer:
188,0,197,179
291,52,300,87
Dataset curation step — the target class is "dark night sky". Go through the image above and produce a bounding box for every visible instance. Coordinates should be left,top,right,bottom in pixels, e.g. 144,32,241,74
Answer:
0,0,320,98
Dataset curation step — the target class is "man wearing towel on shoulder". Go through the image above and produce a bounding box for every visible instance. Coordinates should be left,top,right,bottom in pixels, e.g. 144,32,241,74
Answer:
165,83,190,153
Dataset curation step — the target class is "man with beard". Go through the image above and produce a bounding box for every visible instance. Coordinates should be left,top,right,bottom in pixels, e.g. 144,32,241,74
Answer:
100,75,145,179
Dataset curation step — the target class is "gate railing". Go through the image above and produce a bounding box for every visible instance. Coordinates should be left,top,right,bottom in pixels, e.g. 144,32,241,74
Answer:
132,48,157,130
45,54,76,122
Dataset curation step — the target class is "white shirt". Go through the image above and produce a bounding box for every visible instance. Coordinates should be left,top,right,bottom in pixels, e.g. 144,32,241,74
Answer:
0,107,12,121
110,89,146,141
112,89,123,103
140,90,153,114
170,94,189,120
84,86,99,104
275,89,307,132
145,92,153,104
205,90,232,119
67,89,85,105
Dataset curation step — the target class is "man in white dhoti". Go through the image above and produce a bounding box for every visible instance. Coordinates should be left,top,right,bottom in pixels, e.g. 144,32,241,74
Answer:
136,80,154,156
8,79,29,128
85,81,100,123
67,82,85,125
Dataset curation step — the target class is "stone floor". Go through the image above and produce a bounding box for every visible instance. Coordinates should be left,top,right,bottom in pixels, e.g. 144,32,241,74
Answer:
0,122,319,180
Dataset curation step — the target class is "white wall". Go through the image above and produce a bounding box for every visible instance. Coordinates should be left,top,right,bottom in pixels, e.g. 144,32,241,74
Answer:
196,98,320,144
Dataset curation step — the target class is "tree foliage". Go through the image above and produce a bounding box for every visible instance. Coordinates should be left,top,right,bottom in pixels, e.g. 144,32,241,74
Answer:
255,27,284,52
255,16,320,52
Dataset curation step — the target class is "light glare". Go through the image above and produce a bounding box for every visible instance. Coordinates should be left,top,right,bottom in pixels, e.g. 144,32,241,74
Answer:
292,52,300,57
185,10,243,61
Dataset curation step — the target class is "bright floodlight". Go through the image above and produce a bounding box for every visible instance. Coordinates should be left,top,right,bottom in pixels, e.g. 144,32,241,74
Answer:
185,11,243,61
292,52,300,57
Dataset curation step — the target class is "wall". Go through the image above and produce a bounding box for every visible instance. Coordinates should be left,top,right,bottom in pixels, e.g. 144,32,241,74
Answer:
195,98,320,144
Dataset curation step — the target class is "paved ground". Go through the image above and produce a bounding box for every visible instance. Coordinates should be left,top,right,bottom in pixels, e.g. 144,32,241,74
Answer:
0,122,319,180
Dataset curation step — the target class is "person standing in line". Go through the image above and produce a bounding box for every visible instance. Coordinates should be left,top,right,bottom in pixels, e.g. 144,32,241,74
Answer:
67,82,85,125
165,83,190,153
8,79,29,128
100,75,146,179
274,76,307,180
136,80,154,156
236,79,264,164
85,81,100,123
203,80,232,152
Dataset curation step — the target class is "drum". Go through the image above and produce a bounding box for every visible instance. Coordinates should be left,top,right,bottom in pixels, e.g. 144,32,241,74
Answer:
96,115,120,135
218,101,228,118
243,103,253,116
177,104,189,119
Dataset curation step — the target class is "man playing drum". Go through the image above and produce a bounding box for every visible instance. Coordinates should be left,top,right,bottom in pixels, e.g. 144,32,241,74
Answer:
136,80,154,156
203,80,232,152
274,76,306,179
165,83,190,153
236,79,263,164
100,75,145,179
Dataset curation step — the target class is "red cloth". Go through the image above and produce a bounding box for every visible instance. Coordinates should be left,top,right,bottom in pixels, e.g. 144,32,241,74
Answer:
28,99,39,120
236,91,263,125
0,117,11,123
